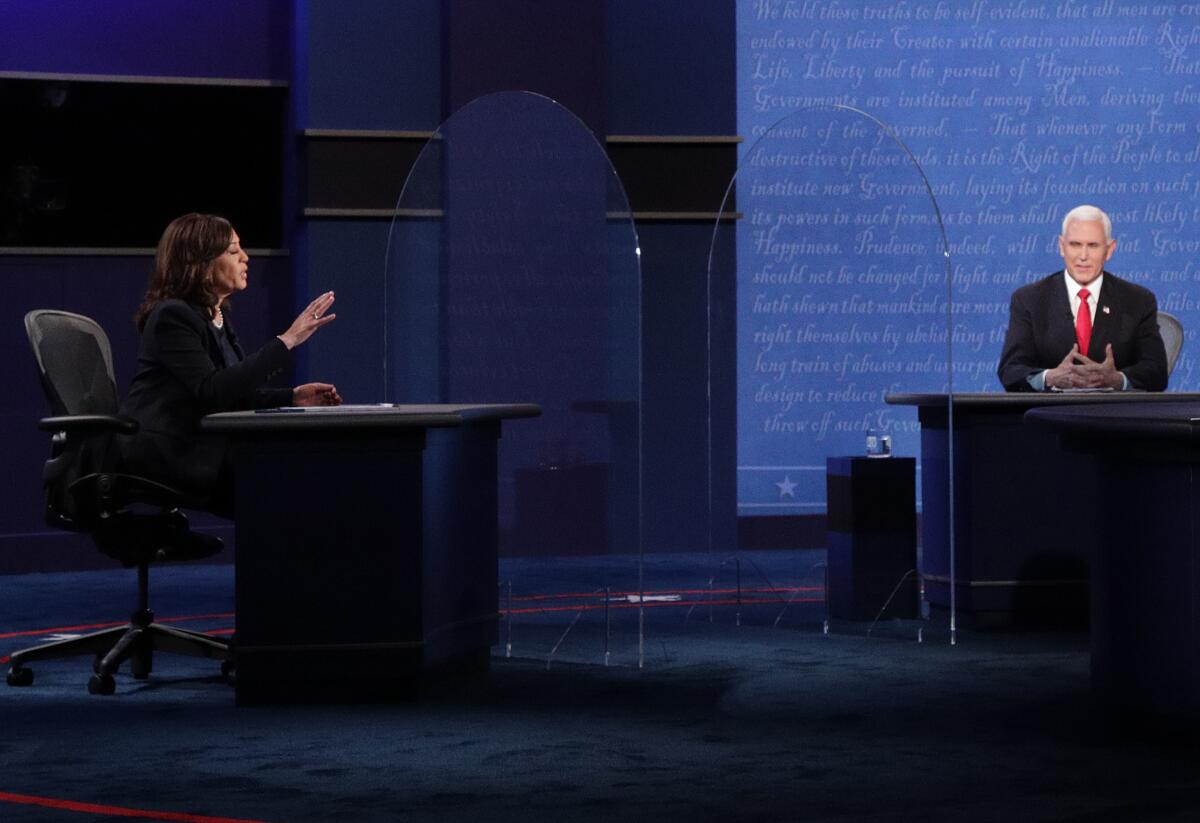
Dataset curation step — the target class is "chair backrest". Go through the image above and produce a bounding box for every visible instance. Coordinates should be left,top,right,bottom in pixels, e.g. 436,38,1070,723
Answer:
25,310,123,529
25,310,119,416
1157,311,1184,376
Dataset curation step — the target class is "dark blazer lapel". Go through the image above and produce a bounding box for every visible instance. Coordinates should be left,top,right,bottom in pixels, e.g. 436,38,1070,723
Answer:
1088,272,1116,360
203,324,226,367
223,313,247,362
189,301,229,368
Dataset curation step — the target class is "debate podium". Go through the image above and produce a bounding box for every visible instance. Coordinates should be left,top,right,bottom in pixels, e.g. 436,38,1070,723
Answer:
201,403,540,704
1027,402,1200,721
887,392,1200,625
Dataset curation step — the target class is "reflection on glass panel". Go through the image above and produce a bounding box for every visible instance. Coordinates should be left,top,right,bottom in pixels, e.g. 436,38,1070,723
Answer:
383,92,644,666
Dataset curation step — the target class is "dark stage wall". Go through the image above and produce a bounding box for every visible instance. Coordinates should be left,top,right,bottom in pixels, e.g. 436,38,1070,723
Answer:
0,0,737,572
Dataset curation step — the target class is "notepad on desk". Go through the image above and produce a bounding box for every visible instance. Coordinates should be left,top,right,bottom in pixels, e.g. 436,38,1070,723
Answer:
255,403,399,413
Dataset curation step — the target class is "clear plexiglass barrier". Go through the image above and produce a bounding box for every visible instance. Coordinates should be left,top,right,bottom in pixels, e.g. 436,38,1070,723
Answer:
702,106,956,643
383,92,645,666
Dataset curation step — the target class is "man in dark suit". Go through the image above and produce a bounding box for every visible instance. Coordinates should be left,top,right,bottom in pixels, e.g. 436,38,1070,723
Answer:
997,204,1168,392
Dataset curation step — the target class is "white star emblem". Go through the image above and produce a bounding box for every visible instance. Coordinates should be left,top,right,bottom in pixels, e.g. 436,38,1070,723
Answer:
776,475,797,498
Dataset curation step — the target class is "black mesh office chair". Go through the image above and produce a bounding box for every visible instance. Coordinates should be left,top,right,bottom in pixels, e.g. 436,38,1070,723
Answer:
7,310,231,695
1157,311,1184,376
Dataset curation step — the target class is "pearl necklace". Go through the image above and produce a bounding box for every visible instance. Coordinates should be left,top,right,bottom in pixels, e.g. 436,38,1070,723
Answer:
212,306,224,329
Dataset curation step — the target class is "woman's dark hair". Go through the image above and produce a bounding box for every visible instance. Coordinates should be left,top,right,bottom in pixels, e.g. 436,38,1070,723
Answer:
134,213,234,330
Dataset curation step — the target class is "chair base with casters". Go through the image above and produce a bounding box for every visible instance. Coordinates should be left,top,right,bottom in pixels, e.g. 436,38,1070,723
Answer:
6,508,234,694
19,308,240,694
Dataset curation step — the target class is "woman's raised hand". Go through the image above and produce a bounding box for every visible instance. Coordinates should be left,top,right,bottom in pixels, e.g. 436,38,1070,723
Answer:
278,291,336,350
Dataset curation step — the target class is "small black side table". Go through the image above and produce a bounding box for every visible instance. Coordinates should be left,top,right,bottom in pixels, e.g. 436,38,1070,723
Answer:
826,457,918,620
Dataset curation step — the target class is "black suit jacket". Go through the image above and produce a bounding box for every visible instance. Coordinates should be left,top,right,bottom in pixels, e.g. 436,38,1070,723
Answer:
119,299,293,507
996,271,1168,392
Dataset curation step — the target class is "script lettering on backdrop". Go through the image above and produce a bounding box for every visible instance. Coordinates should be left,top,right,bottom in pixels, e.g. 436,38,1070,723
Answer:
738,0,1200,511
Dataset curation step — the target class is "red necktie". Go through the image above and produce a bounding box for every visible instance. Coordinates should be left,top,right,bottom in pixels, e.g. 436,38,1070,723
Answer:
1076,288,1092,357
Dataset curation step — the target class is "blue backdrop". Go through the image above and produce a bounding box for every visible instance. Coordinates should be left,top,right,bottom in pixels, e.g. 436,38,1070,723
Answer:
737,0,1200,512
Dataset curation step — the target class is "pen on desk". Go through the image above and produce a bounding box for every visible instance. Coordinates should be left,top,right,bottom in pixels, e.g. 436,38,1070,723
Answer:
255,407,305,414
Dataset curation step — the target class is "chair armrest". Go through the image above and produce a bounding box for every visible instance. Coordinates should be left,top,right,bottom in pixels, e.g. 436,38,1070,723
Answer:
39,414,139,435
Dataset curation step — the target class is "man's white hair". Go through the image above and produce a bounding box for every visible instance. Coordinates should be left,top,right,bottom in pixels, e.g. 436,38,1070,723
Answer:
1061,204,1112,242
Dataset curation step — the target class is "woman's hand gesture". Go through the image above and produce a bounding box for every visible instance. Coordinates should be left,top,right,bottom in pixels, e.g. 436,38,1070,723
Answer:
278,291,336,350
292,382,342,406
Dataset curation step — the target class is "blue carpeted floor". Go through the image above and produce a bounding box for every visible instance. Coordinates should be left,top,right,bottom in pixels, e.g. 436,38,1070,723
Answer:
1,558,1198,822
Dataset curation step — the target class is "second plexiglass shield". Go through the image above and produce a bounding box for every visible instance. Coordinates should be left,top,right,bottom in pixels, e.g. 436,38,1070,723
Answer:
703,105,955,640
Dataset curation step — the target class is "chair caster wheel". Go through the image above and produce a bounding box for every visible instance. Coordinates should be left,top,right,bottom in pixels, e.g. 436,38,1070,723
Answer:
7,666,33,687
88,673,116,695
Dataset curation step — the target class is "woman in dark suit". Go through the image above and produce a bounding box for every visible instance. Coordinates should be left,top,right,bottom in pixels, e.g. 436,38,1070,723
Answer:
120,213,341,516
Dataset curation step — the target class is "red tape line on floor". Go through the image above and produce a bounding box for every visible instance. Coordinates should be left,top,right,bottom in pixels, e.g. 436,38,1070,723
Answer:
0,791,269,822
